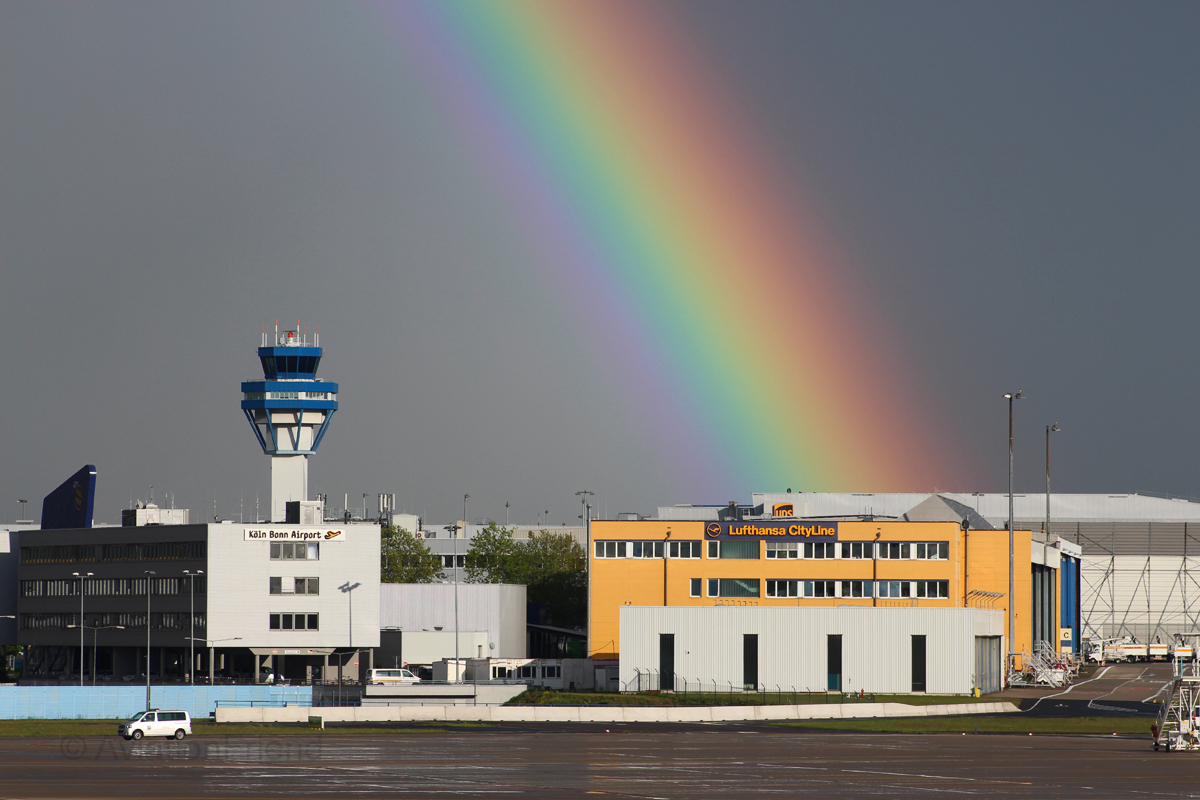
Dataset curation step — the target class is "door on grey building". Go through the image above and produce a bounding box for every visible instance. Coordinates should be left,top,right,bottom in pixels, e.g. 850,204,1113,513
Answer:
911,635,927,692
659,633,674,692
827,634,842,691
975,636,1001,694
743,634,758,691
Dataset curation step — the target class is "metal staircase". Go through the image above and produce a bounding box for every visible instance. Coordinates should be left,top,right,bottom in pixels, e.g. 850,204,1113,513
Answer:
1153,661,1200,751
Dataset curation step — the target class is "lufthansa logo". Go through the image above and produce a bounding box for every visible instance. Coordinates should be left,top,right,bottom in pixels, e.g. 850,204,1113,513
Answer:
706,523,721,538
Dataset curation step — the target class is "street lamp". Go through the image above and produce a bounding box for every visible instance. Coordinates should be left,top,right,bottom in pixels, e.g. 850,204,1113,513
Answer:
144,570,156,710
1003,390,1025,679
444,524,460,680
68,624,124,686
338,582,361,687
189,637,241,684
182,570,203,684
71,572,93,686
1045,423,1060,537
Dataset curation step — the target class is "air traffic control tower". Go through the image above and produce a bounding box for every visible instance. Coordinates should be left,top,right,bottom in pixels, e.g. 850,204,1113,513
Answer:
242,322,338,522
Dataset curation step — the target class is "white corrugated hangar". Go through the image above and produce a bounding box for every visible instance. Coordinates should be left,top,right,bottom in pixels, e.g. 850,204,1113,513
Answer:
619,606,1005,696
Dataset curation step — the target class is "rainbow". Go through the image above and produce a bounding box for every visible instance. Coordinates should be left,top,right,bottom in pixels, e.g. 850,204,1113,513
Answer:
377,1,971,493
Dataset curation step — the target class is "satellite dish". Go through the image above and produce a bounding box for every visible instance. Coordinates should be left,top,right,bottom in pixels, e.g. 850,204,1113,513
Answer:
489,642,495,651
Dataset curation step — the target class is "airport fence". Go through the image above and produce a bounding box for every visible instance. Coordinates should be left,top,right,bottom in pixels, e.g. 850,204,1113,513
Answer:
626,669,877,704
0,685,313,719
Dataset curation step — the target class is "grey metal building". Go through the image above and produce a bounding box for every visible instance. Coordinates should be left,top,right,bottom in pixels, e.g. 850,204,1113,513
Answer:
619,605,1005,696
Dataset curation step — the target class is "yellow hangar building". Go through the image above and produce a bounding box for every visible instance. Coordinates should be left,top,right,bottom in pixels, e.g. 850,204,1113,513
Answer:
588,496,1080,693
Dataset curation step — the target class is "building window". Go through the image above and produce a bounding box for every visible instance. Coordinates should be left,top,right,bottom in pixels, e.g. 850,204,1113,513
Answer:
24,577,206,597
690,578,701,597
839,542,874,559
632,541,665,558
270,542,319,560
272,577,319,595
916,580,949,598
542,665,561,679
766,542,799,559
916,542,949,560
270,613,317,631
877,580,912,598
766,579,799,598
845,580,874,598
803,542,837,559
669,541,701,558
441,554,465,568
708,541,759,559
803,580,837,598
708,578,760,598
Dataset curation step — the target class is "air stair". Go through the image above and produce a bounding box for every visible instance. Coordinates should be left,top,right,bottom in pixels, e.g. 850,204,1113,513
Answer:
1153,639,1200,751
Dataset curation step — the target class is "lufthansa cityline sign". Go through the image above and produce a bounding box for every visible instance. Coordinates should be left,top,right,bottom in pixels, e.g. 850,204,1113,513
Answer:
704,521,837,540
244,527,346,542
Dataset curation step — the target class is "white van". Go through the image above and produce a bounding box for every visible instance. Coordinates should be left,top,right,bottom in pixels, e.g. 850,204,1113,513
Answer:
368,668,421,685
118,710,192,740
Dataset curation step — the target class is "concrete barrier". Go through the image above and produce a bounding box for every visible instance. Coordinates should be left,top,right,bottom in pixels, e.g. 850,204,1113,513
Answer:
215,700,1019,725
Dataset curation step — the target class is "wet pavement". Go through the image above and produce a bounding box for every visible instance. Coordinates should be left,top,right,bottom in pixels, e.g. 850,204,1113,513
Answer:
1,725,1196,799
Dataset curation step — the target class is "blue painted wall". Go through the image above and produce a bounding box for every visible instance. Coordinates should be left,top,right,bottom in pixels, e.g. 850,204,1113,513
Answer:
0,685,312,719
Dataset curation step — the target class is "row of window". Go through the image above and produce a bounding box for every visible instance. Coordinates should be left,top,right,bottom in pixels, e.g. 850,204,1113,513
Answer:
593,540,702,559
244,390,332,401
441,555,466,569
21,612,206,630
496,665,562,679
594,540,950,561
270,542,320,560
261,355,321,375
269,613,319,630
686,578,952,599
20,577,206,598
21,541,206,564
269,577,319,595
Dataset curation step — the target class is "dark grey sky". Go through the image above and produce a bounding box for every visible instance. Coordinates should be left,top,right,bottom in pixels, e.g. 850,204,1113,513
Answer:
2,1,1198,524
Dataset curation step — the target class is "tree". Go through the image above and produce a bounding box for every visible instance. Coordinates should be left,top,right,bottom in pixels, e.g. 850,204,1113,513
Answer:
522,531,588,629
464,522,521,583
380,525,443,583
464,524,588,629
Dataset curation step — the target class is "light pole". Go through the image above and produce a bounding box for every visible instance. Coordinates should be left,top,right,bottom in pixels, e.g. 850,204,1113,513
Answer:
190,637,241,685
505,501,509,527
338,582,360,685
182,570,203,684
71,572,93,686
69,624,124,686
444,523,461,681
871,531,881,607
1003,390,1025,678
1046,423,1060,537
17,499,27,521
662,529,672,605
144,570,155,710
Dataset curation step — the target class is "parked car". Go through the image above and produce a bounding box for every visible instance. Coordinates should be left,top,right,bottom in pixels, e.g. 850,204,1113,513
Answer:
368,668,421,685
118,710,191,741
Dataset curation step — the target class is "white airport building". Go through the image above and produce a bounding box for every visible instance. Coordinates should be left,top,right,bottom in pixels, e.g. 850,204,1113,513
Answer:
16,520,381,683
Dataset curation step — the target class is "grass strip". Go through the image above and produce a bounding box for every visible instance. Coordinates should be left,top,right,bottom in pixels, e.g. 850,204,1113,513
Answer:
508,690,983,707
0,720,494,737
772,715,1154,736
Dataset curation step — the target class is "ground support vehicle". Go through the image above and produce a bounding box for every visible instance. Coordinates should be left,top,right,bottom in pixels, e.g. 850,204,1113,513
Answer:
117,710,191,741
